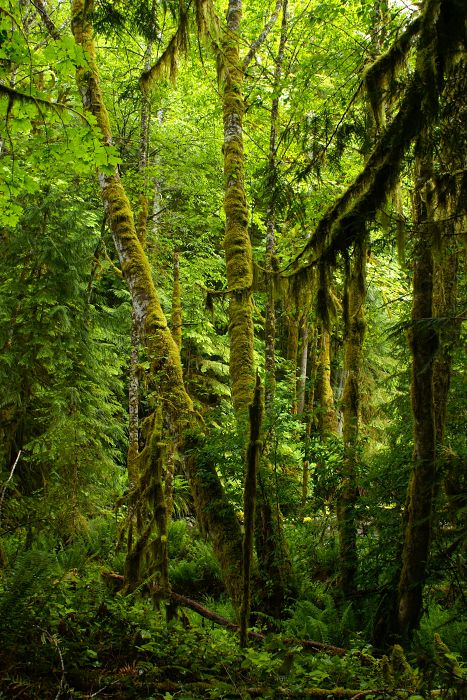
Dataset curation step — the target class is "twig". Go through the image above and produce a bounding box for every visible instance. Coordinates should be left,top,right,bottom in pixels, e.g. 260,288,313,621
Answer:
38,627,67,700
0,450,21,528
88,680,121,698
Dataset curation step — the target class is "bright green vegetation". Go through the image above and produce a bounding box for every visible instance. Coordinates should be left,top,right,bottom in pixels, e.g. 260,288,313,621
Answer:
0,0,465,698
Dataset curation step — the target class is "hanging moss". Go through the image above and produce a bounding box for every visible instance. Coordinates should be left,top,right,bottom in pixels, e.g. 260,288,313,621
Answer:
282,0,455,280
140,8,189,92
363,16,421,129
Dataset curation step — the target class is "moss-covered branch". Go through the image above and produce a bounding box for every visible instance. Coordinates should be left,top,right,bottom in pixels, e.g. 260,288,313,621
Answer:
242,0,282,70
140,8,189,91
283,0,463,277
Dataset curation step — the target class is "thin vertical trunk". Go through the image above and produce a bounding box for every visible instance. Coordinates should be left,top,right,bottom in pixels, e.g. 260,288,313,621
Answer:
240,374,263,647
335,0,386,598
297,323,309,415
171,251,182,350
127,37,153,486
287,315,299,414
433,250,458,447
301,326,318,516
337,237,367,598
397,133,437,638
264,0,287,407
317,327,337,436
254,0,293,620
165,251,182,521
127,314,140,489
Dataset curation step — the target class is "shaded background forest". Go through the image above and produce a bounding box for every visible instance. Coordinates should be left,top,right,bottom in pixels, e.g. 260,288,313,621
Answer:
0,0,465,697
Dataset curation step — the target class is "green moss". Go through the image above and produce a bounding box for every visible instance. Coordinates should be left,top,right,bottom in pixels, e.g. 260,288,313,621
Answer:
140,9,189,92
71,0,112,141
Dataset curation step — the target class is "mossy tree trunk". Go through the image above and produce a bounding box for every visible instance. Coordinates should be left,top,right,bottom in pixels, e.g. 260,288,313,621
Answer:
301,326,318,516
432,56,465,512
316,326,337,436
397,132,437,638
297,323,309,415
70,0,244,609
127,37,154,490
287,314,299,414
253,0,294,620
222,0,255,417
164,251,182,522
337,238,367,599
397,4,466,634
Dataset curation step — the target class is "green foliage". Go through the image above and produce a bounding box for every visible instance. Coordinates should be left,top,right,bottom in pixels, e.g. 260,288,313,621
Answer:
0,1,465,696
285,597,356,647
169,535,224,599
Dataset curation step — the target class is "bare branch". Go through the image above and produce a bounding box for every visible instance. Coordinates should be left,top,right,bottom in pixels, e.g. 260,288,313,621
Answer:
242,0,282,70
30,0,60,40
0,451,21,530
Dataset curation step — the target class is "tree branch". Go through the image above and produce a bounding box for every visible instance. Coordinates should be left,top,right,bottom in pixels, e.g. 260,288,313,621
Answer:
242,0,282,70
30,0,60,40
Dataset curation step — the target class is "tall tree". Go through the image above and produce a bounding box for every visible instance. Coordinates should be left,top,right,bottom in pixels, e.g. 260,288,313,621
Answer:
70,0,245,609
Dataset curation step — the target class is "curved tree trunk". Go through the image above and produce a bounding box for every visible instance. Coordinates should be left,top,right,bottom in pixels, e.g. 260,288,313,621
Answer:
70,0,244,610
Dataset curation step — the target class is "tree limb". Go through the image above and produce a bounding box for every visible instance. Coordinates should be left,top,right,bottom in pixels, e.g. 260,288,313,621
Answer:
30,0,60,40
243,0,282,70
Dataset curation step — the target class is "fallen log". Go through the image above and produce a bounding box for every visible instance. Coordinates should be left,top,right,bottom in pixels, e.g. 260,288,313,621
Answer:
101,571,354,657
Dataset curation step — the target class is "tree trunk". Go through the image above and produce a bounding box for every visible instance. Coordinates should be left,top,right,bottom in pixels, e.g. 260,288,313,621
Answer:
127,38,153,489
70,0,244,610
240,375,263,646
222,0,255,417
287,315,299,414
165,251,183,521
397,133,437,638
337,238,367,599
316,327,337,436
297,323,309,415
253,0,293,620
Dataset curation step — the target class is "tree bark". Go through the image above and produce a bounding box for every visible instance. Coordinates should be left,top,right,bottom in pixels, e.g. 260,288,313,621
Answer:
337,238,367,599
316,327,337,436
70,0,245,610
397,132,437,638
222,0,255,417
240,374,263,646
